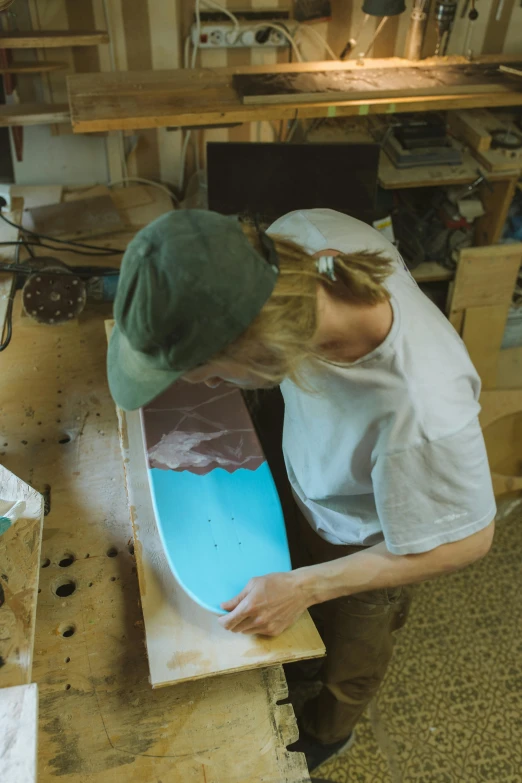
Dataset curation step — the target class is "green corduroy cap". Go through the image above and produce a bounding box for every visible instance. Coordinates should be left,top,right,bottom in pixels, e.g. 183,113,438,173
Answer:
107,210,278,411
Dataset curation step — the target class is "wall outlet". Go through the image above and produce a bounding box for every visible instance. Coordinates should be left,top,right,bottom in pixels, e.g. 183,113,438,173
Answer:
191,22,289,48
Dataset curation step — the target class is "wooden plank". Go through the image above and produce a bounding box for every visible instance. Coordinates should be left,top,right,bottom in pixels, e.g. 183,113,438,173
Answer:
462,304,510,389
476,176,519,246
0,292,309,783
480,388,522,496
450,244,522,311
0,60,67,74
378,145,488,189
111,371,324,687
10,185,63,209
0,30,109,48
22,195,124,239
449,309,465,334
411,261,454,283
0,103,70,127
67,56,522,134
447,109,493,152
497,345,522,388
232,63,517,106
0,466,44,688
0,683,38,783
65,1,101,77
499,64,522,79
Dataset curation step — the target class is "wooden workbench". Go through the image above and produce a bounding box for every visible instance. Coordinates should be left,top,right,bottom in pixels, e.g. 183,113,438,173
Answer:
67,55,522,134
0,186,310,782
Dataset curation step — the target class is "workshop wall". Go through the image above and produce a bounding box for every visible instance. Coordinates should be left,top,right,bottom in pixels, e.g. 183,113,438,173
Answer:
14,0,522,189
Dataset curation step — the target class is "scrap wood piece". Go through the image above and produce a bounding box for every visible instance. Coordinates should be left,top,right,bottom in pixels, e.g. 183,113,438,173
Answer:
499,65,522,79
232,62,521,105
0,466,43,688
480,389,522,496
22,194,124,239
0,683,38,783
450,244,522,312
0,30,109,48
105,321,324,687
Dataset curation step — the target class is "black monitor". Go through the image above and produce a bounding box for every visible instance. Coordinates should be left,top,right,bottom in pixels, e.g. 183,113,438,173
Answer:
206,142,379,225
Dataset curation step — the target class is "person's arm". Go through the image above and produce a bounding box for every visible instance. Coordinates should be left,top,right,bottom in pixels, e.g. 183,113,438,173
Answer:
218,519,494,637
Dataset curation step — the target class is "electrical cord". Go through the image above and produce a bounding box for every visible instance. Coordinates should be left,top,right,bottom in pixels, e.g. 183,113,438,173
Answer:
296,24,339,60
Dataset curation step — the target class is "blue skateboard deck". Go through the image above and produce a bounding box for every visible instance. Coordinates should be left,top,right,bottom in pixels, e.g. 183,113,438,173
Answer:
140,383,291,614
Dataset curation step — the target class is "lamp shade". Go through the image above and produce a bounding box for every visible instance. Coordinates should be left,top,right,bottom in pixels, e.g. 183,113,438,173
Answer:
362,0,406,15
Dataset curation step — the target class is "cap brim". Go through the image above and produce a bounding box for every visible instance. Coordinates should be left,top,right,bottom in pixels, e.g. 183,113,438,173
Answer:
107,324,183,411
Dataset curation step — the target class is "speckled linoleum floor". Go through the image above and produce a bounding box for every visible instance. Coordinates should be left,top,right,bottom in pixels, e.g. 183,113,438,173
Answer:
312,495,522,783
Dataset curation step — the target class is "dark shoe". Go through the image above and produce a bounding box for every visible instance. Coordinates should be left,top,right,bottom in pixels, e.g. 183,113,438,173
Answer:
289,729,355,772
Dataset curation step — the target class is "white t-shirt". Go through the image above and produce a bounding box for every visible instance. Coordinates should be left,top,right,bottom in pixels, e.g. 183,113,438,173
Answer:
267,209,496,556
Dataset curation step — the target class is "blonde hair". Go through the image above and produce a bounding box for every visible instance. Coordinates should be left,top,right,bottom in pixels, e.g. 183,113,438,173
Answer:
214,225,394,387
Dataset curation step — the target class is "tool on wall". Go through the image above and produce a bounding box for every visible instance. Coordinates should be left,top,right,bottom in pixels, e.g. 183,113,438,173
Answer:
434,0,458,56
404,0,430,60
461,0,480,55
340,0,405,59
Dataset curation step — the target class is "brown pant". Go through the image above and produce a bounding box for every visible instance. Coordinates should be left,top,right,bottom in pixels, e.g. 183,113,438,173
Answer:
288,505,412,745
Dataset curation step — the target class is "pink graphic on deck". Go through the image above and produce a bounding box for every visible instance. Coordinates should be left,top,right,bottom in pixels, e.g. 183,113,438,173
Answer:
141,383,264,476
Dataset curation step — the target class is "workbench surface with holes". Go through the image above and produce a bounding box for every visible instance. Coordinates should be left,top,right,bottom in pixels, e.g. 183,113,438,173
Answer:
0,186,309,783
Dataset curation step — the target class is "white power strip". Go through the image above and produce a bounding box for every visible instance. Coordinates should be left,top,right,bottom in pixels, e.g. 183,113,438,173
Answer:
190,22,289,48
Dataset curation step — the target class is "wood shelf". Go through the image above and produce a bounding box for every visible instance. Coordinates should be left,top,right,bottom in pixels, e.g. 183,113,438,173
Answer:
411,261,455,283
0,102,70,127
378,147,518,189
66,54,522,134
0,30,109,49
0,61,67,75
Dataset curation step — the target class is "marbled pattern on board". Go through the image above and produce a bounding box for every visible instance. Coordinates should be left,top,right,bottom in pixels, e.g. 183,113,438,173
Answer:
142,383,264,476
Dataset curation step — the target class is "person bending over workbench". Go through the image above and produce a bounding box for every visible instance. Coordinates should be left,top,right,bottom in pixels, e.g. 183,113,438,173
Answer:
107,208,496,773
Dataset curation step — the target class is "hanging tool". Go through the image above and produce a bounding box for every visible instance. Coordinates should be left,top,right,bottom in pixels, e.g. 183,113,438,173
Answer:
463,0,479,55
340,0,405,59
434,0,458,56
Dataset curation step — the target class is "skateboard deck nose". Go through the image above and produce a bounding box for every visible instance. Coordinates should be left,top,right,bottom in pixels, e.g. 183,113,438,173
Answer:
141,382,291,614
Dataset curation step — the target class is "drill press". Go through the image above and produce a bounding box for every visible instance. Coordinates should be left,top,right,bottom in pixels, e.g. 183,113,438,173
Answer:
434,0,458,56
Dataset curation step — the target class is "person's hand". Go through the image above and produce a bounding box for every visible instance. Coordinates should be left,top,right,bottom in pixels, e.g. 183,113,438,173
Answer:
218,571,309,637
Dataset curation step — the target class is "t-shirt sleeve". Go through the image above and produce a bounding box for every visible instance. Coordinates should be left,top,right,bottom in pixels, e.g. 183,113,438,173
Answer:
372,417,496,556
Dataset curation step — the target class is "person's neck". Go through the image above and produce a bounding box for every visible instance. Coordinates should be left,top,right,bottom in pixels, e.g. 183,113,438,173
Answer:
313,285,393,364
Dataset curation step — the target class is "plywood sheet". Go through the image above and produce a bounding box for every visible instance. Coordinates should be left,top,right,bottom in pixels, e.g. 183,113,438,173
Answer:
0,683,38,783
0,466,44,688
462,304,510,389
450,244,522,311
0,30,109,48
233,63,519,105
22,195,124,239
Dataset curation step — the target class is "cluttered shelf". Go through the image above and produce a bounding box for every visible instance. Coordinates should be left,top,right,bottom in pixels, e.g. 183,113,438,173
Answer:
378,146,519,189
